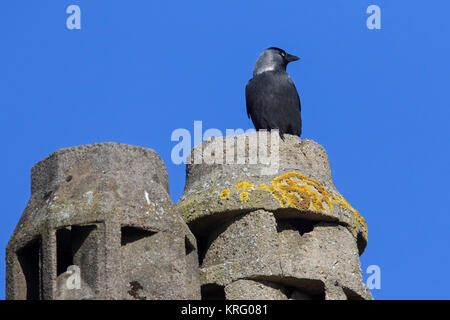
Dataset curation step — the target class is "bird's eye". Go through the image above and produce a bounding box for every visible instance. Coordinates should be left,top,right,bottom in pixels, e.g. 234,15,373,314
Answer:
280,52,286,57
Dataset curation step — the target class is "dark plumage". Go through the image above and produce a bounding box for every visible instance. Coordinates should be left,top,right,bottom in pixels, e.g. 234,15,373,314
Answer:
246,47,302,138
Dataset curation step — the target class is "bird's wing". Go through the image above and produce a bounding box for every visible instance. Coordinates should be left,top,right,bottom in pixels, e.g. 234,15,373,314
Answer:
245,77,266,130
245,72,302,137
288,76,301,113
245,78,253,119
246,73,282,131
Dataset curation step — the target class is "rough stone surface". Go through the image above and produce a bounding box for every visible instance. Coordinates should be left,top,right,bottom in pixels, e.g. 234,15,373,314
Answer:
278,222,372,299
176,133,367,253
225,280,288,300
202,210,281,274
177,134,372,300
224,279,324,300
6,143,200,300
198,210,372,300
324,281,348,300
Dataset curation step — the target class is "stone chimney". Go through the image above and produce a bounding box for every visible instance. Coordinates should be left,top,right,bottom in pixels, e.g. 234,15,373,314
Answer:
6,134,372,300
6,143,200,300
176,132,372,300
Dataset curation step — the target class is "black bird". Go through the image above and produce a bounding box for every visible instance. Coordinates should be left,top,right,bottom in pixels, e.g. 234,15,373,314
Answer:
246,47,302,138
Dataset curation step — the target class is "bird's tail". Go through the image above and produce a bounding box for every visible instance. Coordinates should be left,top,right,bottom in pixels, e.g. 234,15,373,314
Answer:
269,128,285,140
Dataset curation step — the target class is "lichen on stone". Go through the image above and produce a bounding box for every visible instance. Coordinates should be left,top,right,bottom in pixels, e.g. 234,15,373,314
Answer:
234,182,255,191
218,171,367,233
219,189,231,200
239,191,249,202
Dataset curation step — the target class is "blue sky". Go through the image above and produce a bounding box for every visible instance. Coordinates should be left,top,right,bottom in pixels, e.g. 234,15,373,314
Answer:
1,1,449,300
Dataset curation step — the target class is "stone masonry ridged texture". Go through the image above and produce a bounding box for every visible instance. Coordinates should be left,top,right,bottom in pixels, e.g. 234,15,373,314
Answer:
176,133,372,300
6,143,200,300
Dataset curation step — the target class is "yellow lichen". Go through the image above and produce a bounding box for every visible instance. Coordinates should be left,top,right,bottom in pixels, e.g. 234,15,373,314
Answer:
265,185,288,206
235,182,255,191
268,172,367,233
352,209,367,232
270,172,334,212
239,191,249,202
219,189,231,200
217,171,367,233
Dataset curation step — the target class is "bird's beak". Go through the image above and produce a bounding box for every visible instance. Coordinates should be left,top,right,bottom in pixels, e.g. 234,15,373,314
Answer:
286,53,300,62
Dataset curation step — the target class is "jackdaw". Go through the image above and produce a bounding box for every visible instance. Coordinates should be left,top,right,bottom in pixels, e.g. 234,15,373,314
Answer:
246,47,302,138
